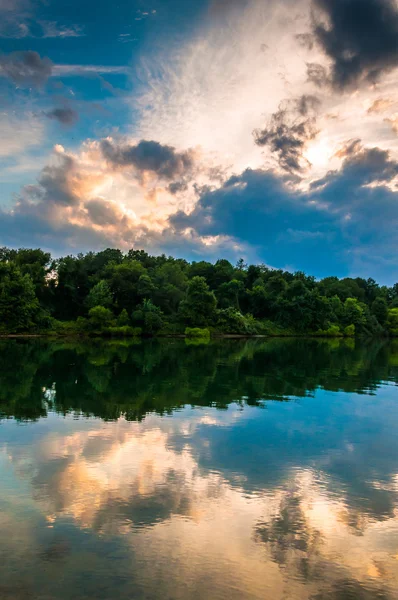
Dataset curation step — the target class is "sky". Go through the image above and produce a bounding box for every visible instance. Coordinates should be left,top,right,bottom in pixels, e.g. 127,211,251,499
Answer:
1,0,398,283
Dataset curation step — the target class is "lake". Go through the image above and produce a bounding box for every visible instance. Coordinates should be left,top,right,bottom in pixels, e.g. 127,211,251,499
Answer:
0,338,398,600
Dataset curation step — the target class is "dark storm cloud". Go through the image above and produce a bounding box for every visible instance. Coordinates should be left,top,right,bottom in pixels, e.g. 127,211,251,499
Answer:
311,0,398,89
170,169,325,241
295,32,315,50
23,153,79,207
169,139,398,281
84,199,121,226
0,50,52,87
44,107,79,125
167,181,189,195
101,139,196,180
314,138,398,188
296,94,321,116
253,95,320,172
306,62,329,87
0,206,114,255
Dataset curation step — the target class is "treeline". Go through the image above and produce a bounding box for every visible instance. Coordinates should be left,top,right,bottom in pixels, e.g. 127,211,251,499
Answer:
0,246,398,336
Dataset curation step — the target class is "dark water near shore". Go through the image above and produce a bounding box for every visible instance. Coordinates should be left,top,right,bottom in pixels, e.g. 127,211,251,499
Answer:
1,338,398,600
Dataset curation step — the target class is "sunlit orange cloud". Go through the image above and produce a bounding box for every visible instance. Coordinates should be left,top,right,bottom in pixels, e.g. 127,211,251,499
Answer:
36,144,193,240
18,136,245,257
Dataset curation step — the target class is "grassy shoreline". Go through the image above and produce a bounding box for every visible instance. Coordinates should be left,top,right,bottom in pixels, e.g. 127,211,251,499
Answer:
0,332,387,340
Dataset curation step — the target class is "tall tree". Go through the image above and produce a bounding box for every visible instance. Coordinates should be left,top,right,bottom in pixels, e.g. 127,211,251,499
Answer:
179,276,217,327
0,263,41,332
86,280,113,310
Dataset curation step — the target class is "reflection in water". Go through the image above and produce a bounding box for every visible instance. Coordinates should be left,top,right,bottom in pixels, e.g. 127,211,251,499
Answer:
0,338,398,599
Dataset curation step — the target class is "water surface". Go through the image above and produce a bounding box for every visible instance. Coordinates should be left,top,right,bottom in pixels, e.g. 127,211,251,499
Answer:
1,338,398,599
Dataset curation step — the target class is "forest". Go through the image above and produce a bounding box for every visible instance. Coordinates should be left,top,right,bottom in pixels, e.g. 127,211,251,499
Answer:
0,246,398,337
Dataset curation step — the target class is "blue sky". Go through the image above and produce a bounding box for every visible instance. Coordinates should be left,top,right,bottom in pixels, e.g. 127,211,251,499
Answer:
1,0,398,283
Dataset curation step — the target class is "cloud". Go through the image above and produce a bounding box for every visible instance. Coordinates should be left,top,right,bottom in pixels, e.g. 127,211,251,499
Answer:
2,133,398,281
384,115,398,133
310,0,398,89
24,151,80,207
44,107,79,125
253,95,320,172
135,0,311,174
367,97,396,113
322,138,398,185
38,20,84,39
167,181,189,195
0,113,44,158
295,32,315,50
0,0,30,38
0,50,52,87
117,33,138,44
0,57,129,85
0,0,84,39
84,199,123,226
101,139,197,180
295,94,321,116
170,168,331,248
208,0,249,18
0,143,239,259
306,62,329,87
53,64,130,76
169,139,398,281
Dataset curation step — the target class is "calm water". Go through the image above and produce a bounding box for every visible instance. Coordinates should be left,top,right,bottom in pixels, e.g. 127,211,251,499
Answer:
1,338,398,600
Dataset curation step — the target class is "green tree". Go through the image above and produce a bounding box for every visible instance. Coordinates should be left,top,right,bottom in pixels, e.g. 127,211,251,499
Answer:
132,299,164,333
0,263,41,332
217,279,244,310
179,276,217,326
53,254,91,319
344,324,355,337
105,260,145,312
188,260,214,281
236,258,247,271
92,248,123,270
13,248,52,298
342,298,366,330
137,274,155,299
371,297,388,326
210,259,234,288
216,308,258,334
127,248,163,269
117,308,130,326
329,295,343,322
387,308,398,336
88,305,114,330
249,283,270,318
264,274,288,297
153,262,188,313
86,280,113,310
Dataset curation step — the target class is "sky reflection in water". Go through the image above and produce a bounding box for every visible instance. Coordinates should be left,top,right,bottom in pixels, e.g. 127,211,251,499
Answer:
0,338,398,600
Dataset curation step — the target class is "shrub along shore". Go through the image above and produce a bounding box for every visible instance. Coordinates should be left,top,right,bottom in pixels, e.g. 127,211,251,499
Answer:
1,247,397,338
